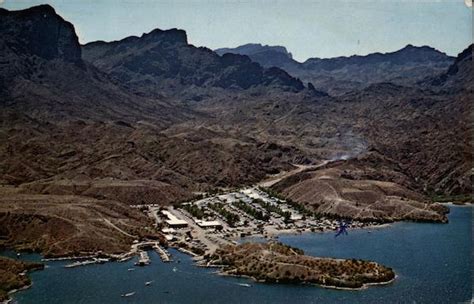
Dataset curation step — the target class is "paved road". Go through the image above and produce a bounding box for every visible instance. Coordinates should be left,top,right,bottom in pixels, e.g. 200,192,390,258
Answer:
168,208,221,254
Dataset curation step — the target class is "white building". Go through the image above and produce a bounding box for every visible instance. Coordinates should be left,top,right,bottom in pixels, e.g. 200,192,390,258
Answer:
162,210,188,228
196,220,223,229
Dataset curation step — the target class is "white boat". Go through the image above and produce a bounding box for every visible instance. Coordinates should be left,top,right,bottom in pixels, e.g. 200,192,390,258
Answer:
81,260,97,266
64,261,83,268
95,258,109,264
121,292,136,297
145,281,153,286
238,283,251,287
127,268,135,271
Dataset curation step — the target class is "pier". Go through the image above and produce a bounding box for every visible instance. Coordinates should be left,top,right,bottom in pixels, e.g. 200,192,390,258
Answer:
135,251,151,266
64,258,109,268
154,243,171,262
177,247,198,257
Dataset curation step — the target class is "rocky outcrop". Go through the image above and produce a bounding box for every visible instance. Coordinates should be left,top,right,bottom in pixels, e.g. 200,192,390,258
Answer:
428,44,473,91
0,5,192,123
216,43,295,68
0,4,81,63
216,43,293,58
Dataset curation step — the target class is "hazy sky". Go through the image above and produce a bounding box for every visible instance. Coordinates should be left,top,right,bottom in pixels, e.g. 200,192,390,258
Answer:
1,0,472,61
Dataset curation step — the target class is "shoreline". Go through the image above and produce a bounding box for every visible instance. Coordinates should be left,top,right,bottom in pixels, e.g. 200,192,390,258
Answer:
1,265,45,304
214,267,396,291
3,203,461,301
4,282,33,304
41,254,99,262
243,221,393,241
4,221,394,268
5,221,393,265
318,275,397,291
438,202,473,207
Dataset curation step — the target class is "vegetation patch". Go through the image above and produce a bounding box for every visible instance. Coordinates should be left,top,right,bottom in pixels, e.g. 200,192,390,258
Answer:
233,201,270,222
208,203,240,227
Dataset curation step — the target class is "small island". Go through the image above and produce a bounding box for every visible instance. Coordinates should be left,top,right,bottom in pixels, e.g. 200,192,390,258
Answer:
0,257,44,303
205,242,395,289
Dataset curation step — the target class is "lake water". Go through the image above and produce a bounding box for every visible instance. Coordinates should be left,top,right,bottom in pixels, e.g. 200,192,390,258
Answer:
5,205,472,304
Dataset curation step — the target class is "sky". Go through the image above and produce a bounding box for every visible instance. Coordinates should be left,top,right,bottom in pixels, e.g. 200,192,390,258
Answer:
1,0,472,61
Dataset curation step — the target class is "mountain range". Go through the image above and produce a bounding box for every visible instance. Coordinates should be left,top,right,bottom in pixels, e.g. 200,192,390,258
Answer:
0,5,471,257
216,43,455,95
82,30,305,99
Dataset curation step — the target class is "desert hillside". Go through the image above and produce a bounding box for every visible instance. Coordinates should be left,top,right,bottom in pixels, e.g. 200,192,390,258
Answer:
0,5,471,258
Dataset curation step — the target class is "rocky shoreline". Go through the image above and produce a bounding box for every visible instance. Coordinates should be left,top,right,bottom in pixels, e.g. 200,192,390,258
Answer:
0,257,44,303
203,242,396,290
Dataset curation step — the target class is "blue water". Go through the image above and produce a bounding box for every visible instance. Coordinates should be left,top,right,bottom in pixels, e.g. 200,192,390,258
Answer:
5,206,472,304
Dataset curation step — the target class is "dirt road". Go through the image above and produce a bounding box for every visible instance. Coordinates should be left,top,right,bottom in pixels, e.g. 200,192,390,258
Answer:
257,160,330,188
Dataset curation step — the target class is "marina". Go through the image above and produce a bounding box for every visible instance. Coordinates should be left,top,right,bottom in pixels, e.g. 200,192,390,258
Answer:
140,186,383,258
5,206,471,304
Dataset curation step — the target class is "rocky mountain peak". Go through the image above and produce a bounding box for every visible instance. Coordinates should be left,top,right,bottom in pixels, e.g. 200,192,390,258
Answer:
0,4,82,64
393,44,451,62
82,28,305,94
215,43,293,59
141,28,188,45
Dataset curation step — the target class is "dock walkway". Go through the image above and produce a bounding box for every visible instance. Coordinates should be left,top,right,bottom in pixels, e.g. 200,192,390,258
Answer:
135,251,151,266
153,243,171,262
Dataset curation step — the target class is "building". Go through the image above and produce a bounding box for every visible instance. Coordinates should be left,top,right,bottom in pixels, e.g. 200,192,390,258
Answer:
161,227,176,234
291,213,303,221
241,189,258,198
196,220,223,229
162,210,188,228
164,234,175,241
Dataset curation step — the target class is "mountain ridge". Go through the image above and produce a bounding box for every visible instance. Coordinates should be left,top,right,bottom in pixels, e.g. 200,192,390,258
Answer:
82,28,306,97
0,4,82,64
215,42,454,95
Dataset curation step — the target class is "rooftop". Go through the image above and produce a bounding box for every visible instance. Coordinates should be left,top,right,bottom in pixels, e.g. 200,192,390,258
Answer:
196,220,223,227
162,210,188,226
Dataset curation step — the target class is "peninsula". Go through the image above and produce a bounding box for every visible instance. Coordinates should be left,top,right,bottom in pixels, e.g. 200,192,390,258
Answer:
205,242,395,289
0,257,43,303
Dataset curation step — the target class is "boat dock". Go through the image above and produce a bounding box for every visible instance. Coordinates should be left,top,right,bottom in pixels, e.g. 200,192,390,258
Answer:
135,251,151,266
177,247,198,257
153,243,171,262
64,258,109,268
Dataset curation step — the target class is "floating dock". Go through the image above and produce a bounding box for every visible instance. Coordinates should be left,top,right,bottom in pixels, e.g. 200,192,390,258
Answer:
135,251,151,266
153,243,171,262
177,247,198,257
64,258,109,268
